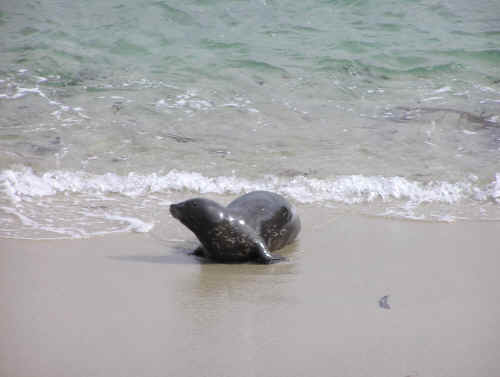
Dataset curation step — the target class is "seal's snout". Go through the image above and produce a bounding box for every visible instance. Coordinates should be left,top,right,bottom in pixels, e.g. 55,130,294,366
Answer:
169,203,181,219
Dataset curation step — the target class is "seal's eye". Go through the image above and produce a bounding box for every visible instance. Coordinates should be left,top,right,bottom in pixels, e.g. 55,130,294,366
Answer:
191,202,198,208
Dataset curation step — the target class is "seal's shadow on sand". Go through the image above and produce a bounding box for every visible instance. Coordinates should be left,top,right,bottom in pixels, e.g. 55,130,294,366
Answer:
109,241,298,265
109,244,212,265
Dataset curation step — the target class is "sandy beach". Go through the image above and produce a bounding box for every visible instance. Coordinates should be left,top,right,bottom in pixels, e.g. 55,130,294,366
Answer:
1,205,499,377
2,0,500,376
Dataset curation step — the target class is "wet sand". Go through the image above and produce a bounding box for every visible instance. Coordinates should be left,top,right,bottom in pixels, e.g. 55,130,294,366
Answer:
1,205,500,377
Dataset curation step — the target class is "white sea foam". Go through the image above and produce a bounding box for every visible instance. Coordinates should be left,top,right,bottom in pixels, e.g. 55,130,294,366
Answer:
1,167,499,205
463,130,477,135
2,167,499,239
0,81,90,124
154,95,213,112
421,96,444,102
103,214,154,233
0,205,154,239
433,86,452,94
153,91,259,114
1,206,39,227
82,211,154,233
0,86,48,100
490,173,500,203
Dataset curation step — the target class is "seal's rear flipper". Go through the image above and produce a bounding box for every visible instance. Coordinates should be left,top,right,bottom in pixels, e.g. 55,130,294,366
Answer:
255,240,274,264
255,239,287,264
256,253,286,264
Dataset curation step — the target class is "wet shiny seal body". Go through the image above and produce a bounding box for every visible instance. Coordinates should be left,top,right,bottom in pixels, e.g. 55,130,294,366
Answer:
169,191,301,264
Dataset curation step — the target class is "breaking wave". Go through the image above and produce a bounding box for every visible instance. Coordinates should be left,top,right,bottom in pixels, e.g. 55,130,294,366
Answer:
1,168,500,241
2,167,499,205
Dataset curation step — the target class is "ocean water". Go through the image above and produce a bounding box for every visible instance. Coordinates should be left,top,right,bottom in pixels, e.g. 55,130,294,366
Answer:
1,0,499,239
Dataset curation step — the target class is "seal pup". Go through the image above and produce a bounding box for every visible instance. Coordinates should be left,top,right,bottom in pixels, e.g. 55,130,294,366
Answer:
170,191,301,264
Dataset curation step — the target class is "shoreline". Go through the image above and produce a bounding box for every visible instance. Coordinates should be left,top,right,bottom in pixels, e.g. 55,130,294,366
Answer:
1,209,500,377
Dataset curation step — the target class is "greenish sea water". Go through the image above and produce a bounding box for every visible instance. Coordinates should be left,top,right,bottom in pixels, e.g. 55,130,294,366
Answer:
1,0,500,238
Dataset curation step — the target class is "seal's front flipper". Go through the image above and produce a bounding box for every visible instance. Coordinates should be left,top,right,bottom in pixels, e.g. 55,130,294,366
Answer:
192,245,205,257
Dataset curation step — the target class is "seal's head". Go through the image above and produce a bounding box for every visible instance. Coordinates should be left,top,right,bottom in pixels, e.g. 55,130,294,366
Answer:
170,198,224,236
